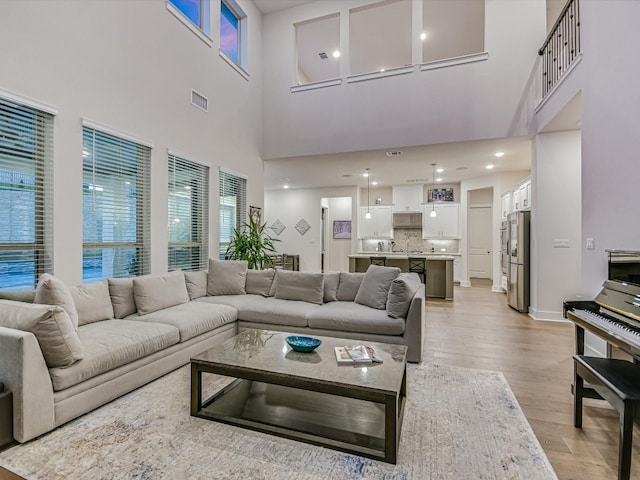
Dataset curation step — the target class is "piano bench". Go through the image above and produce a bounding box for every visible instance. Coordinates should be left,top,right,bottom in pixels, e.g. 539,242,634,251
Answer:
573,355,640,480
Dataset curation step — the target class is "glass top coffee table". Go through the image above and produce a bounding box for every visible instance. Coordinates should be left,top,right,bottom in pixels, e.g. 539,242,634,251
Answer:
190,329,407,464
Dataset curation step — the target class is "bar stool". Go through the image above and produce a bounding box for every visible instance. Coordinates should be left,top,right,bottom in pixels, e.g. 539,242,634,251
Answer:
408,257,426,283
369,256,386,266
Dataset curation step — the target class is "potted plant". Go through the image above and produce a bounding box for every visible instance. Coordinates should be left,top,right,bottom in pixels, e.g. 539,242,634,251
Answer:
225,213,280,270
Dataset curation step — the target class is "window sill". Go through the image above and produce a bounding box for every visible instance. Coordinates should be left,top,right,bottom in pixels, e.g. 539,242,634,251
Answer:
290,78,342,93
346,65,415,84
420,52,489,71
219,50,249,81
166,2,213,48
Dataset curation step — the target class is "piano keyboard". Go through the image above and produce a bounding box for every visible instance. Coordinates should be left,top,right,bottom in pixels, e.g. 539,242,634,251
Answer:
572,309,640,348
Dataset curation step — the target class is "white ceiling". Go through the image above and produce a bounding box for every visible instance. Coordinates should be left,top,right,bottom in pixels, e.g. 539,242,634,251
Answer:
252,0,314,15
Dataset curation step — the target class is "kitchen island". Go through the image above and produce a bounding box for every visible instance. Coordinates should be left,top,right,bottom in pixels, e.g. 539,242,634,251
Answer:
348,253,455,300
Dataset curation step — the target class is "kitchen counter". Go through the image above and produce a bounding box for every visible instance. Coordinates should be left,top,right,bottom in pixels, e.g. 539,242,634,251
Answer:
348,254,454,300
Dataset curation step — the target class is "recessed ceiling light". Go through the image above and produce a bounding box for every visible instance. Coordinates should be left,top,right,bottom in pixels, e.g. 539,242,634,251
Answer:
380,68,386,72
283,185,289,189
372,181,378,186
495,151,505,157
363,171,369,177
420,32,427,41
436,168,444,173
486,164,495,169
436,178,443,182
332,50,340,58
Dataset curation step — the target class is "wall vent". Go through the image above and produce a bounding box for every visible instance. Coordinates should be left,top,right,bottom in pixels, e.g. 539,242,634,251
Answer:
386,150,403,157
191,89,208,112
318,52,328,60
407,178,429,183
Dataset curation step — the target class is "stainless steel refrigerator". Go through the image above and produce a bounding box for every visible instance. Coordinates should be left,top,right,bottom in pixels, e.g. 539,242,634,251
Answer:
507,210,530,312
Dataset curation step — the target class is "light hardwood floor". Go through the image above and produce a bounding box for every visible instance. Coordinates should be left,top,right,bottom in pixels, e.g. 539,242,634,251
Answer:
1,279,639,479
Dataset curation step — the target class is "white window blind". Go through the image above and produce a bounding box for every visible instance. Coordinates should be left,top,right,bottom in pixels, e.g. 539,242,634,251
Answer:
168,154,209,271
0,97,53,290
82,127,150,282
219,169,246,259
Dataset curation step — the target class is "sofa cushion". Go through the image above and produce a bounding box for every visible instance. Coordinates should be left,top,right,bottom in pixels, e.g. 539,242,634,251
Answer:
48,319,180,391
274,270,324,305
69,280,114,326
34,273,79,330
108,278,137,319
336,272,365,301
307,302,406,335
207,259,248,296
354,265,401,310
197,295,318,328
245,269,275,296
126,301,237,342
386,273,422,319
0,289,35,303
323,272,340,303
184,270,207,300
133,271,189,315
0,299,84,368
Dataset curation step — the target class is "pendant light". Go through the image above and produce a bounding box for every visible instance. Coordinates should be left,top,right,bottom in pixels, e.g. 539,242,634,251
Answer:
430,163,437,218
365,168,372,219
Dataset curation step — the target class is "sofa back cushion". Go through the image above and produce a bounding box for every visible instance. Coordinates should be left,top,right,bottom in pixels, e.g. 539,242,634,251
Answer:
322,272,340,303
69,280,114,326
354,265,401,310
336,272,365,301
108,278,137,319
34,273,79,330
184,270,207,300
0,289,35,303
246,269,275,296
386,273,422,318
133,271,190,315
207,259,248,296
0,299,84,368
274,270,324,305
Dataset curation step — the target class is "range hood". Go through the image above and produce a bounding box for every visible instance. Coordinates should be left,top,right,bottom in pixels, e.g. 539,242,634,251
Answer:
392,212,422,228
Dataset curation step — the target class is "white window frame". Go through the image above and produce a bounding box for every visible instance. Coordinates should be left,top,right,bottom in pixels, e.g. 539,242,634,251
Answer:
219,168,247,259
219,0,249,79
166,0,213,47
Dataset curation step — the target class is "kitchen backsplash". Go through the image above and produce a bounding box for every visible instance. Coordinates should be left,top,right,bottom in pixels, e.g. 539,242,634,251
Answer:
361,230,460,253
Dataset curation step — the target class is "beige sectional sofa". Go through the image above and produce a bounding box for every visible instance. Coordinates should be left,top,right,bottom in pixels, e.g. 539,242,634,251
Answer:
0,260,425,443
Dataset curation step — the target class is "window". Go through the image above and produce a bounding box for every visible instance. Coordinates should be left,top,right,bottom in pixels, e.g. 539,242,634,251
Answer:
219,169,246,259
168,154,209,271
220,0,247,71
168,0,211,36
82,126,151,283
0,97,53,290
295,14,340,85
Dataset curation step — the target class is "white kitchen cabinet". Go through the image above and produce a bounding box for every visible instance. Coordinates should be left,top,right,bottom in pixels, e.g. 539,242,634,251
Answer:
512,188,521,211
422,203,460,239
392,185,424,212
501,192,512,220
514,177,532,211
358,205,393,239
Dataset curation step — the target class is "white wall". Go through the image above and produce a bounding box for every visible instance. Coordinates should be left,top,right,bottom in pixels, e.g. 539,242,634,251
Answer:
529,131,581,321
0,0,263,285
324,197,353,272
261,0,546,159
265,186,357,272
579,0,640,298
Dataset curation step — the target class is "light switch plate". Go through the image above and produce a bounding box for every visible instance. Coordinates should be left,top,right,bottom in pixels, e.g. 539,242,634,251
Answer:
586,238,595,250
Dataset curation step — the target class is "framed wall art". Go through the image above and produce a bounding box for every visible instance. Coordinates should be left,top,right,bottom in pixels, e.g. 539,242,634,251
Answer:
333,220,352,239
428,188,454,202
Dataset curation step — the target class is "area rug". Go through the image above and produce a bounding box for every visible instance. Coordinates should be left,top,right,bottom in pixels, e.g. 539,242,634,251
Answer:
0,363,557,480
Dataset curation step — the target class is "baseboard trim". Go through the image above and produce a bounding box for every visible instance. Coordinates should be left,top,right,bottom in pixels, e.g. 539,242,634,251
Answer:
491,285,504,293
528,307,569,322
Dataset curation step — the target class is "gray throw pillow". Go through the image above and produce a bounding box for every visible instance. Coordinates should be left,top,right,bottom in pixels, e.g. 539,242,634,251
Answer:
207,259,248,296
386,273,422,318
323,272,340,303
246,269,275,296
184,270,208,300
336,272,365,301
133,271,190,315
354,265,401,310
0,299,84,368
34,273,79,331
108,278,137,319
69,280,114,326
274,270,324,305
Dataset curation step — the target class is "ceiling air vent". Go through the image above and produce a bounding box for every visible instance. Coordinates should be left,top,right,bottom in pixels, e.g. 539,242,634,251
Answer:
386,150,403,157
191,89,208,112
318,52,328,60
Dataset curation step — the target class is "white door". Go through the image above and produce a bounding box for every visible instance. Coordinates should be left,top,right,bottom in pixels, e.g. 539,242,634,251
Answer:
468,206,493,279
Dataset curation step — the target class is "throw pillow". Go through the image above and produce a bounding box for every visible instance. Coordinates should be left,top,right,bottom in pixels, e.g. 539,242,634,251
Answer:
274,270,324,305
354,265,401,310
0,299,84,368
133,271,190,315
386,273,422,318
336,272,365,301
108,278,137,319
184,270,208,300
322,272,340,303
246,269,275,296
34,273,79,331
69,280,114,326
207,259,248,296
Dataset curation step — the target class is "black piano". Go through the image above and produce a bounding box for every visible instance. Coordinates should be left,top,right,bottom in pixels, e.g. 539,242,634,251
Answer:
564,250,640,480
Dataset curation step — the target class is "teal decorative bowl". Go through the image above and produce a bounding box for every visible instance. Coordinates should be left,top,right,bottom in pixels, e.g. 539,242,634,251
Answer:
286,336,321,353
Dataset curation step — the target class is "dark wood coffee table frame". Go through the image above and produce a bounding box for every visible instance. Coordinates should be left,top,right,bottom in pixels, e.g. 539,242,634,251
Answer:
190,333,406,464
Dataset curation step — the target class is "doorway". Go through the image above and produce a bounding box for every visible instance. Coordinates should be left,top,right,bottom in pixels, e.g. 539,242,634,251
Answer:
467,188,493,279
